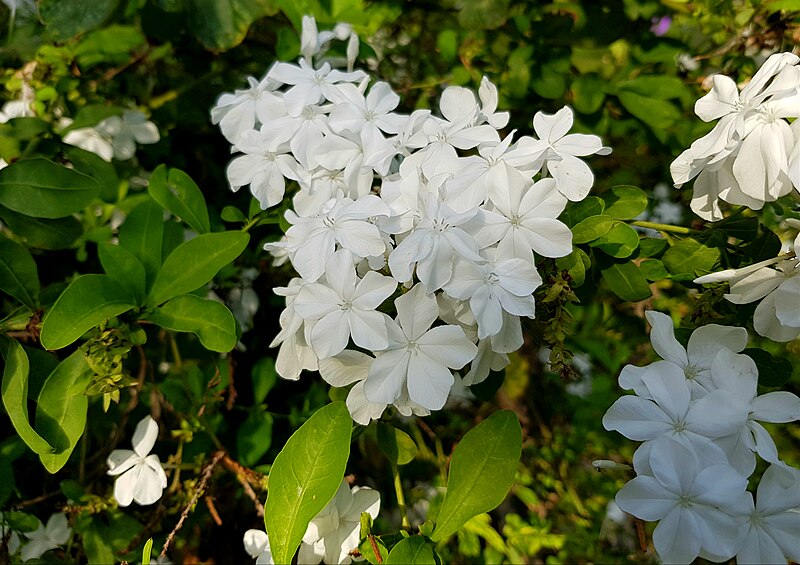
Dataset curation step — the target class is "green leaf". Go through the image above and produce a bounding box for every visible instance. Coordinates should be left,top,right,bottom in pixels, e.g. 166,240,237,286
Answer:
40,0,121,40
119,199,164,289
78,511,142,565
252,357,278,405
0,336,55,456
148,294,239,352
40,274,136,350
431,410,522,541
744,348,793,388
146,231,249,306
617,75,688,100
359,535,389,565
187,0,280,51
142,538,153,565
600,186,648,220
590,221,640,258
457,0,510,30
556,248,590,287
64,145,120,203
618,91,681,130
559,197,604,227
377,422,418,466
98,242,147,304
236,409,273,466
73,25,148,68
387,536,437,564
36,350,94,473
570,74,606,114
0,236,39,309
639,237,669,258
147,165,210,234
0,159,100,219
0,207,83,250
662,238,721,281
571,215,614,244
221,205,247,223
599,260,652,302
639,259,669,281
265,402,352,565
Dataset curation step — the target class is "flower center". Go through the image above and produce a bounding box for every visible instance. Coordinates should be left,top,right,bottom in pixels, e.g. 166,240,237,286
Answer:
406,340,420,354
673,420,687,433
677,495,692,508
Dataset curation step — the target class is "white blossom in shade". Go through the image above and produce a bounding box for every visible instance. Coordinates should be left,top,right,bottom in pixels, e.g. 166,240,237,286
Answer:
708,348,800,476
618,310,748,399
267,60,366,116
733,464,800,565
226,126,302,210
294,249,396,358
363,284,477,410
615,437,749,564
211,72,279,143
298,479,380,565
285,194,391,282
106,415,167,507
388,194,484,291
444,253,540,339
694,234,800,342
95,110,160,161
243,529,274,565
61,119,114,162
476,173,573,264
603,361,749,459
270,279,319,381
0,513,20,557
20,513,71,562
522,106,611,201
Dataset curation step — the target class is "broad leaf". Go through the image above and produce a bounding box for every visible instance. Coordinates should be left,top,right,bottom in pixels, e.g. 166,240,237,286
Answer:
431,410,521,541
618,91,681,130
98,242,147,304
148,294,239,352
187,0,279,51
64,145,120,202
0,236,39,309
119,199,165,289
571,215,614,244
744,348,793,388
590,222,640,258
265,402,352,565
386,536,437,565
147,165,210,234
0,207,83,250
40,274,136,350
559,196,604,227
236,409,273,466
599,260,652,302
146,231,249,306
36,350,94,473
556,247,591,287
0,337,55,456
600,186,648,220
40,0,121,40
0,159,100,219
662,238,721,281
377,422,418,466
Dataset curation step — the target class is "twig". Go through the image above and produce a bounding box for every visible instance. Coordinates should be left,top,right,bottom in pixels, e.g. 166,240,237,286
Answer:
205,496,223,526
12,490,60,510
160,450,225,559
221,455,265,517
225,356,237,410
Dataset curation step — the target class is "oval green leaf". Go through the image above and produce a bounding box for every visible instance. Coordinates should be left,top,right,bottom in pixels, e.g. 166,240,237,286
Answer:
590,221,640,258
265,402,352,565
430,410,522,542
119,199,164,289
147,165,210,234
0,159,100,219
599,260,652,302
0,207,83,250
571,215,614,245
148,294,239,352
99,242,147,304
0,336,55,456
600,186,648,220
40,274,136,350
146,231,249,307
36,350,94,473
386,536,437,565
0,236,40,309
377,422,418,466
236,409,273,467
662,238,721,281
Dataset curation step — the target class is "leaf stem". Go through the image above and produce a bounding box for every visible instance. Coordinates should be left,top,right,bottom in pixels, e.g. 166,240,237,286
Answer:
631,220,692,235
391,462,411,532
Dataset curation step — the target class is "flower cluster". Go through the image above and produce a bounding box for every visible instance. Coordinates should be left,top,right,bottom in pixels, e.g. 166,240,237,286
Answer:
212,16,609,422
670,52,800,221
244,478,380,565
695,230,800,342
603,311,800,564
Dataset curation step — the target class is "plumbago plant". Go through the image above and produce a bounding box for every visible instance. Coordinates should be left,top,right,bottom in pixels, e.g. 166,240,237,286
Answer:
0,3,798,565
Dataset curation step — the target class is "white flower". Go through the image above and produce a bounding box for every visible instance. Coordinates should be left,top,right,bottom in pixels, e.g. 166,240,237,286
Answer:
733,464,800,565
20,513,71,562
294,249,396,358
268,60,366,116
298,479,380,565
211,72,279,143
0,513,20,557
615,437,749,564
61,119,115,162
363,284,477,410
244,529,274,565
95,110,160,160
106,415,167,506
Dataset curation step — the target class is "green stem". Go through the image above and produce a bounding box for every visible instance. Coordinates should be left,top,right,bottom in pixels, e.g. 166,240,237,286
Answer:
631,220,692,235
391,462,411,532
